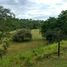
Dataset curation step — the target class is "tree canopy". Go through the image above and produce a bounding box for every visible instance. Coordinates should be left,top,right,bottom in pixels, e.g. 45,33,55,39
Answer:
41,10,67,43
0,6,42,32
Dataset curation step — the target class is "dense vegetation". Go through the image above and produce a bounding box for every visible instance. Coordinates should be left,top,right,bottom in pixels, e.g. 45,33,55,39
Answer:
13,29,32,42
41,10,67,43
0,6,42,32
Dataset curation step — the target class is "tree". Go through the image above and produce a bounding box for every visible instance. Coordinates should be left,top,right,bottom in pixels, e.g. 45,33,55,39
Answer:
41,17,64,57
41,10,67,56
41,17,57,39
57,10,67,39
0,6,15,20
0,6,15,32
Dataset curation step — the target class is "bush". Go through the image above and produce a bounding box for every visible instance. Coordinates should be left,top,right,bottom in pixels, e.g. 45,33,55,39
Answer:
45,30,56,43
43,29,63,43
13,29,32,42
0,47,7,59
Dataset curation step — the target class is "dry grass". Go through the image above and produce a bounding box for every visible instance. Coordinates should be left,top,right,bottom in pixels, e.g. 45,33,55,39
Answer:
7,29,46,55
8,40,46,55
31,29,42,40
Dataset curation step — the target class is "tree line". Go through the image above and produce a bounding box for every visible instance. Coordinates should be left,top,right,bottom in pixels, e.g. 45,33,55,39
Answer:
0,6,43,32
41,10,67,43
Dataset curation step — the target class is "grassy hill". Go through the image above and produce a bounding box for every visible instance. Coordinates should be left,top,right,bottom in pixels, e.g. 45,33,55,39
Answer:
0,29,67,67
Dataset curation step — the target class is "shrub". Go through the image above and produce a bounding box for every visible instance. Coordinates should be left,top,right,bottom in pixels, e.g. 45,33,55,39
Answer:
0,47,7,59
45,30,57,43
13,29,32,42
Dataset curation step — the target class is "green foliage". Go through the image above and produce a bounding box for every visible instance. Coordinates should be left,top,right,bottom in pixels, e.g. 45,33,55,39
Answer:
0,32,10,59
41,17,57,34
0,6,15,32
0,6,42,32
45,30,57,43
0,6,14,20
41,17,58,43
45,29,63,43
41,10,67,43
0,45,7,59
13,29,32,42
57,10,67,36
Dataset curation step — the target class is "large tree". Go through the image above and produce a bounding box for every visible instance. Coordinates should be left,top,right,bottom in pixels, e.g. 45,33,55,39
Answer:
57,10,67,36
41,17,57,38
0,6,15,20
41,10,67,41
0,6,15,32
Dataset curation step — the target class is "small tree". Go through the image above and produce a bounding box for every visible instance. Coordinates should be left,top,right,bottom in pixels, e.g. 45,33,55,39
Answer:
45,30,57,43
41,28,63,57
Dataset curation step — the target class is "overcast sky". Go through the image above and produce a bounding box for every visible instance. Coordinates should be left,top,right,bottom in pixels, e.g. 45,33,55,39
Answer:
0,0,67,20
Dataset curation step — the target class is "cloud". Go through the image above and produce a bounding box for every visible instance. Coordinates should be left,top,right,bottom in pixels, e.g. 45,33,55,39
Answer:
30,0,62,5
0,0,67,20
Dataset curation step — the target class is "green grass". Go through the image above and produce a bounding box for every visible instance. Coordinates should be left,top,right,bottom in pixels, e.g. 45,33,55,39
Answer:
0,40,67,67
0,29,67,67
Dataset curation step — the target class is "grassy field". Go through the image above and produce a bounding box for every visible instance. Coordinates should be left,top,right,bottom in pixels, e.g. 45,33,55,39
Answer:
0,29,67,67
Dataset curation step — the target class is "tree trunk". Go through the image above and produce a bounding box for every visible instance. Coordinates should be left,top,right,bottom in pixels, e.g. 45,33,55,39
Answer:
58,41,60,57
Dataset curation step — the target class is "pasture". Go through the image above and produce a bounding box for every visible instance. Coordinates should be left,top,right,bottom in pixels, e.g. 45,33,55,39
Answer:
0,29,67,67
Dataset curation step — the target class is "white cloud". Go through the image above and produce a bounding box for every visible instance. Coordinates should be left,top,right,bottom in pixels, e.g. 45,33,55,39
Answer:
0,0,67,20
29,0,63,5
28,0,67,19
14,0,19,3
